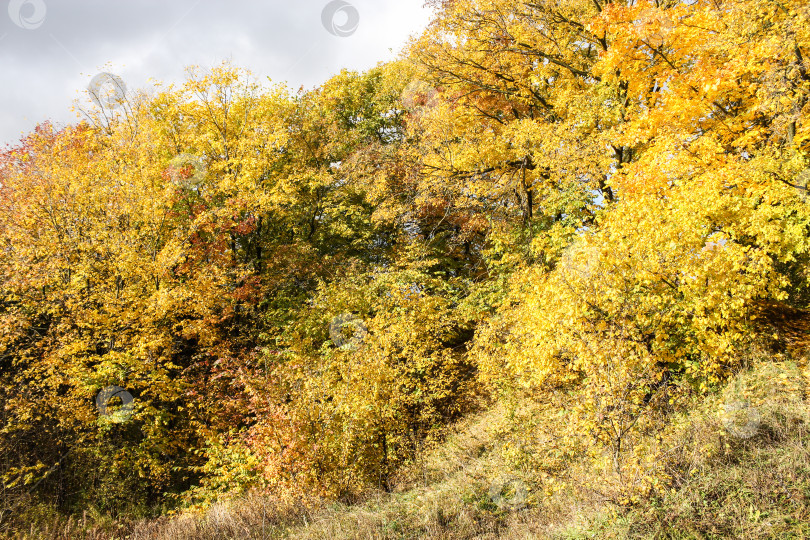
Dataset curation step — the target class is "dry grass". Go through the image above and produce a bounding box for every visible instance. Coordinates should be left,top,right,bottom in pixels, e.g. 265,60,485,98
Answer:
117,404,606,540
127,493,313,540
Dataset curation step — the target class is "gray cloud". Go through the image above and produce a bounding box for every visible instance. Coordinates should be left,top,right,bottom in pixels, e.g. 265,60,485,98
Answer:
0,0,432,145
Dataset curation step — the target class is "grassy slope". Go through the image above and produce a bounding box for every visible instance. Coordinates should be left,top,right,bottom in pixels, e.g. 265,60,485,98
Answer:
10,358,810,540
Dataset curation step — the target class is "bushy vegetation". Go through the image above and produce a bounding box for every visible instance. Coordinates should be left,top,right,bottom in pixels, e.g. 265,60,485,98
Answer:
1,0,809,537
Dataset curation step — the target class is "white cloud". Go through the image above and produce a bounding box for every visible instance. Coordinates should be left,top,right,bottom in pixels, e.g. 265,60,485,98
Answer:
0,0,433,145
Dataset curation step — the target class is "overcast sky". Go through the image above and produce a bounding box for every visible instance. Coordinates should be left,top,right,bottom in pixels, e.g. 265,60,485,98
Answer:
0,0,434,146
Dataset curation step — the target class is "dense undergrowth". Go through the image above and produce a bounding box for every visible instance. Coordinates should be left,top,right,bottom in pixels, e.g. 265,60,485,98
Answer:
1,0,810,537
9,354,810,539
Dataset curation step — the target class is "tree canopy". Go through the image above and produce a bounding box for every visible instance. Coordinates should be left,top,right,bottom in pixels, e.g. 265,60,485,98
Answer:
1,0,808,524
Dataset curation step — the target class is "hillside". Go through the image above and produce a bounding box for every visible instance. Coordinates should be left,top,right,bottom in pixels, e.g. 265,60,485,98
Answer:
18,355,810,538
1,0,809,538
